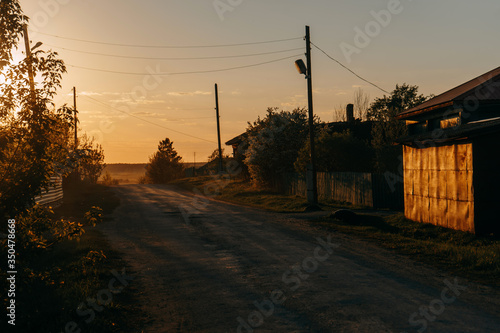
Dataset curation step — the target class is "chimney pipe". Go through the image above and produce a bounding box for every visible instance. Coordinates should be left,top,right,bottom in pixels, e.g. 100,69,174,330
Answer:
346,104,354,123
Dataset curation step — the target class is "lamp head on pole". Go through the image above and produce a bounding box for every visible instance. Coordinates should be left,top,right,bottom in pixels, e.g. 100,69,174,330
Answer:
31,41,43,51
295,59,308,78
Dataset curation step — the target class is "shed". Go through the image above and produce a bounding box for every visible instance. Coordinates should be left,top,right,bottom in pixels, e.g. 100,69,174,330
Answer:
397,66,500,234
225,133,247,157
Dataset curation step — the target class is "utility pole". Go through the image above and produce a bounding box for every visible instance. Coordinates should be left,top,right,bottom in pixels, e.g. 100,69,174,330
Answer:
214,83,223,174
22,25,36,106
72,87,79,182
73,87,78,150
305,25,318,205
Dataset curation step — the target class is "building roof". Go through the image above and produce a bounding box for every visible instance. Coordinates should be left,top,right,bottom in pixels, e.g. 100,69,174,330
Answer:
225,133,247,146
397,66,500,120
397,117,500,146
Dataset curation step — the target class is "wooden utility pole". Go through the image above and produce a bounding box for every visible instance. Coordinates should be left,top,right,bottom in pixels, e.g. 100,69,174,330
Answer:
22,25,36,105
73,87,78,150
215,84,223,174
305,26,318,205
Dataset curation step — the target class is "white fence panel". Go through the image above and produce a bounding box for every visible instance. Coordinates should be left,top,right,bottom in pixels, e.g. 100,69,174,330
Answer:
34,175,64,206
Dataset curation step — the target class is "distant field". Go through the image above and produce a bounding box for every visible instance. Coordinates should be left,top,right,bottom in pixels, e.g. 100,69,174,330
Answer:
101,163,205,184
100,164,147,184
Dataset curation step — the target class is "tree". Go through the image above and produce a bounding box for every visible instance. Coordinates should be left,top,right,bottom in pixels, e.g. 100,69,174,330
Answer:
353,88,370,121
367,83,430,172
1,4,106,331
0,0,27,71
77,134,106,183
295,128,374,173
207,148,230,162
333,104,347,122
145,138,184,183
202,148,231,174
244,107,316,186
0,1,71,217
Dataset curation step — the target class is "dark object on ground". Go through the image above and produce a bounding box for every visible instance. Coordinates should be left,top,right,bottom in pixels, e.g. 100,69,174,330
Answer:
330,209,358,224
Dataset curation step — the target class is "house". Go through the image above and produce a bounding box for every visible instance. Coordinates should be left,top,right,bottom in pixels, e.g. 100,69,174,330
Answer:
397,66,500,234
325,104,374,142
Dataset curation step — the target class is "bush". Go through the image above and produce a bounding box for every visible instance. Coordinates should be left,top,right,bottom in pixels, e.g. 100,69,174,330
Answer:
138,175,149,184
100,171,119,186
84,206,103,227
15,205,85,255
245,107,313,186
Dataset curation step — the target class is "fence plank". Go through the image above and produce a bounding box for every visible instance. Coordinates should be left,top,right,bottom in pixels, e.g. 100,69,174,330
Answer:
276,171,402,209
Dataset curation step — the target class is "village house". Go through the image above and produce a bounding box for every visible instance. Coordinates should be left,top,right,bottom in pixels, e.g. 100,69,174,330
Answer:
397,66,500,235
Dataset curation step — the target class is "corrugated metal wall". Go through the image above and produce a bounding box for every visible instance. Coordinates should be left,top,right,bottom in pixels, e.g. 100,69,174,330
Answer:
403,144,475,232
34,175,64,206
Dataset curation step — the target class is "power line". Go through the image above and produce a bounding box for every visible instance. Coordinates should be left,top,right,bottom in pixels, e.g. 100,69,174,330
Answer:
44,43,303,60
81,95,217,143
311,41,390,94
127,105,212,111
73,94,213,111
34,31,302,48
82,98,214,120
66,54,302,76
132,114,215,121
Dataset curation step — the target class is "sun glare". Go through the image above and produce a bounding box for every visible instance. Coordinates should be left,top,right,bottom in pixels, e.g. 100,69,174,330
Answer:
1,48,24,87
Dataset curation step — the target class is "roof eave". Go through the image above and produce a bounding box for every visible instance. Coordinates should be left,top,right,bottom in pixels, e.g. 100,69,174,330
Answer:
396,101,454,120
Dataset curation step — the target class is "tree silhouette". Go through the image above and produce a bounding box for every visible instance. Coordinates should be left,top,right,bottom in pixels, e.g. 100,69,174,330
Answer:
367,84,430,172
245,107,313,186
145,138,184,183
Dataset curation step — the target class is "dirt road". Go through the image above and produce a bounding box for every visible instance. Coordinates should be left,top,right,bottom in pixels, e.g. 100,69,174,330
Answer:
99,184,500,333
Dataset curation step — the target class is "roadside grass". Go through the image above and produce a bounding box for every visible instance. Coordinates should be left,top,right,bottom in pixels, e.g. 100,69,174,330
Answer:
171,176,354,213
219,179,311,212
173,176,500,287
315,213,500,286
10,183,144,333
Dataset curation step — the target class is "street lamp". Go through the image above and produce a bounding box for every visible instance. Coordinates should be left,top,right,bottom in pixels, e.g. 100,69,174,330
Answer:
295,25,318,206
295,59,307,77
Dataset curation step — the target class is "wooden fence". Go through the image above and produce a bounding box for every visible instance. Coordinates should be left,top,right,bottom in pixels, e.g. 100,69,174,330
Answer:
274,172,403,210
34,175,64,206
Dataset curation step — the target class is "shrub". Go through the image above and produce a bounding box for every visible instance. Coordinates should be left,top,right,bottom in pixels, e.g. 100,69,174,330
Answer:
245,107,312,186
100,171,119,186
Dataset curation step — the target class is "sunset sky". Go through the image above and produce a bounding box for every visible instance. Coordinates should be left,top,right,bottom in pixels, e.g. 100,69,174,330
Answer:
17,0,500,163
